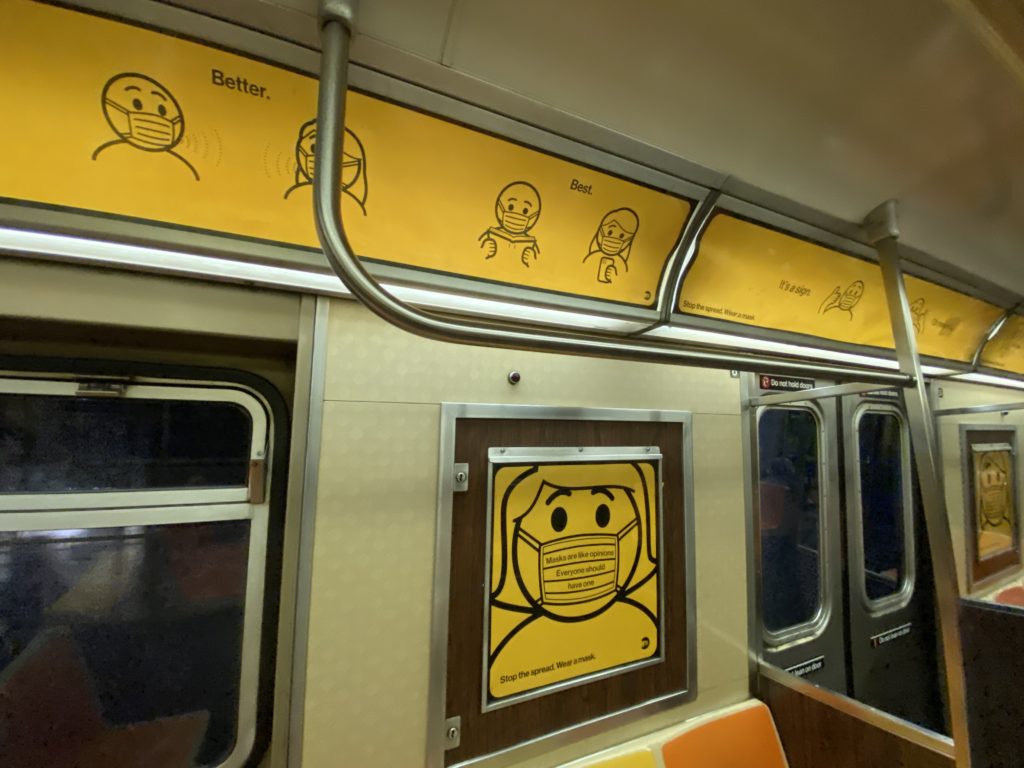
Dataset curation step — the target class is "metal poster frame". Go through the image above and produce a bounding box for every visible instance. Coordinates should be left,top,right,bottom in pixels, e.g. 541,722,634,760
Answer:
480,445,667,713
959,424,1021,592
428,403,695,768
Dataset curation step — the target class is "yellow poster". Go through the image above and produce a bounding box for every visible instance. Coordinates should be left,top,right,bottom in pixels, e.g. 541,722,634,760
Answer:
981,315,1024,375
0,0,691,307
973,447,1016,559
486,453,661,706
679,214,895,349
903,276,1003,363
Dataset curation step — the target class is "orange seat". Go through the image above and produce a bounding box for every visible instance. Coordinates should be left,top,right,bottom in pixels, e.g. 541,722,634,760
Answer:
661,701,787,768
995,586,1024,607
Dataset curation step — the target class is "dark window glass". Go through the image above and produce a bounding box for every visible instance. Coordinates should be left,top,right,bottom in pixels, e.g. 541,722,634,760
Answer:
858,412,906,601
0,394,252,493
758,408,822,634
0,521,249,766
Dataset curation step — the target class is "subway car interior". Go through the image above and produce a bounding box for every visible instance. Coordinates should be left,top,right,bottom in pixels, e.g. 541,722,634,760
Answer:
3,1,1024,767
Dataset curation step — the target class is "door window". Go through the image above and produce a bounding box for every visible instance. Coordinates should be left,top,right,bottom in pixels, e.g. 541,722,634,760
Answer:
757,407,825,639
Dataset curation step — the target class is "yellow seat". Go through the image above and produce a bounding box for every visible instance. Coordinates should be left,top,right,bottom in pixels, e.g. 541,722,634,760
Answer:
661,701,787,768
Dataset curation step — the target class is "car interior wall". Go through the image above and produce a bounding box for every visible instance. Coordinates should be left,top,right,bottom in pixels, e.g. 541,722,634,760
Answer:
935,380,1024,596
301,297,751,768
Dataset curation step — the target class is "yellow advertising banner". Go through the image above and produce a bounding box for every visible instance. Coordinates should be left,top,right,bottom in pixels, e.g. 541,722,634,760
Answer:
981,315,1024,375
679,214,895,349
0,0,691,307
902,276,1003,363
972,447,1016,560
679,214,1001,361
486,456,660,705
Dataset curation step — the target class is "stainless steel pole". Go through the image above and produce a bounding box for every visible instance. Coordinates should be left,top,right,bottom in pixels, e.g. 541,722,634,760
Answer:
867,200,972,768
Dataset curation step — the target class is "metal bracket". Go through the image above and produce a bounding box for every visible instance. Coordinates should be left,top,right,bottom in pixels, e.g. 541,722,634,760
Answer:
319,0,359,31
453,463,469,492
862,199,900,245
443,715,461,750
75,380,128,397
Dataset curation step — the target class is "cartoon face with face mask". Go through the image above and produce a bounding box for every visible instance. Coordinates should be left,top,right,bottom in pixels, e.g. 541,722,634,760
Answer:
284,119,368,214
584,208,640,284
977,452,1012,528
479,181,542,267
487,459,659,703
92,73,198,180
819,279,866,319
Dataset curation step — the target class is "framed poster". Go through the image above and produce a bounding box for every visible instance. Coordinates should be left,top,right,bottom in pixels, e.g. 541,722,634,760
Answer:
484,447,664,710
962,426,1021,591
430,405,694,768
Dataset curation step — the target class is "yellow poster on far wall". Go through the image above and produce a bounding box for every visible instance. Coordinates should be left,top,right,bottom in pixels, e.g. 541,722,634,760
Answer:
0,0,692,308
973,447,1016,560
485,450,661,706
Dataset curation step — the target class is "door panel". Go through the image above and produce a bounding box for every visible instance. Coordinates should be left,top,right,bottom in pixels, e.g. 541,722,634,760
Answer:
750,377,847,693
842,396,946,733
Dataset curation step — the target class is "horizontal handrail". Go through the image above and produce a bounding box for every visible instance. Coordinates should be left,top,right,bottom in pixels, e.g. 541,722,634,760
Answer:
312,11,912,386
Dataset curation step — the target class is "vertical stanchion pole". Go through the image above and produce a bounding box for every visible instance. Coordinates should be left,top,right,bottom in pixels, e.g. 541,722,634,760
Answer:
866,200,971,767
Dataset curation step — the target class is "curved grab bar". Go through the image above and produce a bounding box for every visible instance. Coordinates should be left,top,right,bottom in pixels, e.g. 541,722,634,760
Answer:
312,15,912,386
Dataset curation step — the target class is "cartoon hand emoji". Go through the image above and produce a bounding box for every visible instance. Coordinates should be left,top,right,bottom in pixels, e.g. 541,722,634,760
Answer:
521,246,537,267
819,286,842,314
600,262,618,284
481,237,497,259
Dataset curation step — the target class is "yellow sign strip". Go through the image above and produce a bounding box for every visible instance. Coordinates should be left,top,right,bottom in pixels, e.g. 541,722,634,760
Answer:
981,315,1024,374
678,213,1004,361
902,275,1004,363
680,214,894,349
0,0,691,308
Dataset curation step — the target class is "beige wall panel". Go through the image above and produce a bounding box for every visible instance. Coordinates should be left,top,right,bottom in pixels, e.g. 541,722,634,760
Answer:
301,300,751,768
303,400,439,768
0,257,300,341
323,300,740,414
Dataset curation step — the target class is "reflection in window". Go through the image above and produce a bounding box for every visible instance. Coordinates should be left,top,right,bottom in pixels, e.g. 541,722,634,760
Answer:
758,408,822,635
0,395,252,493
0,522,249,767
858,412,907,602
973,447,1015,559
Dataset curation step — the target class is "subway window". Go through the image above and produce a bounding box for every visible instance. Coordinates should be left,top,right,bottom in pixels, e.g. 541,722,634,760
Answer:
0,393,252,494
757,407,824,637
0,376,274,768
855,410,912,605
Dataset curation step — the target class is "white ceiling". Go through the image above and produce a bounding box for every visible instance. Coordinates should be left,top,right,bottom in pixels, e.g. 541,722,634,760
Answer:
181,0,1024,298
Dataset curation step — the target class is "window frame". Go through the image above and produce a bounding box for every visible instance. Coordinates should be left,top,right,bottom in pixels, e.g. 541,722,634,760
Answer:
755,403,833,648
0,372,275,768
847,403,916,615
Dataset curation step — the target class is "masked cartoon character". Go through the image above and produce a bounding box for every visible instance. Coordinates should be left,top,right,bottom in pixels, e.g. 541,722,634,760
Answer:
909,298,928,334
977,451,1012,529
92,73,198,180
819,280,865,319
487,460,659,703
479,182,541,267
584,208,639,284
284,119,367,213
